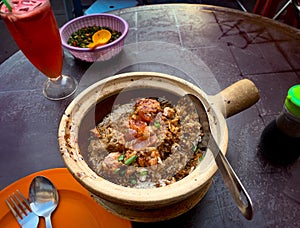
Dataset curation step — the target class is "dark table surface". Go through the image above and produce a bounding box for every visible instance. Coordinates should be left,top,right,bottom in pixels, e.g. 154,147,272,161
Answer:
0,3,300,228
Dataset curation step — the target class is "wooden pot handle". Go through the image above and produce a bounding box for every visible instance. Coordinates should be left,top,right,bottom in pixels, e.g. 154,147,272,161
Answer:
213,79,260,118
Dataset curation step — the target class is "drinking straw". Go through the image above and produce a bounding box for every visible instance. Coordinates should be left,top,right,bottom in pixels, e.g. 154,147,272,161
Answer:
2,0,13,12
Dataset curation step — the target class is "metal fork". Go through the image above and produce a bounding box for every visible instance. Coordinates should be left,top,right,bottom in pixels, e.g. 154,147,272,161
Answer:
5,190,39,228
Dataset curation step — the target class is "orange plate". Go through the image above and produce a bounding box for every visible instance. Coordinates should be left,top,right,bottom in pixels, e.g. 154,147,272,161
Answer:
0,168,132,228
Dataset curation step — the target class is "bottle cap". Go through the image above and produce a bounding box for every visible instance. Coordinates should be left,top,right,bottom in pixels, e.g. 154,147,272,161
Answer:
285,84,300,117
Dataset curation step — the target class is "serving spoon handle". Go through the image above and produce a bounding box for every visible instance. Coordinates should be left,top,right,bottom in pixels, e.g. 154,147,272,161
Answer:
187,93,254,220
210,137,254,220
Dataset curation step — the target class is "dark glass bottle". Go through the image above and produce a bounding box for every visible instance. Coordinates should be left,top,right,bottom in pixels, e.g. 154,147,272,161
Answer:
259,85,300,165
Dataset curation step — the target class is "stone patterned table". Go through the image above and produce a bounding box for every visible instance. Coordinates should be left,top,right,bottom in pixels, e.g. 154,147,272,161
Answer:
0,4,299,228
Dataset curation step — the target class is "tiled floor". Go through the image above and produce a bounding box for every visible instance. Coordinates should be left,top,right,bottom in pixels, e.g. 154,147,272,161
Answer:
0,0,257,64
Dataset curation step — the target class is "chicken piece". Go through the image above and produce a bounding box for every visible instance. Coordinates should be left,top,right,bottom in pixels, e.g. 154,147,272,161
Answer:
163,107,175,118
128,117,150,139
135,98,162,122
101,152,122,172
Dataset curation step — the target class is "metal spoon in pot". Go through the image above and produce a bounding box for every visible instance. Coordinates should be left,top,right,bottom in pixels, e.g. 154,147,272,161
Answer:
29,176,59,228
186,94,254,220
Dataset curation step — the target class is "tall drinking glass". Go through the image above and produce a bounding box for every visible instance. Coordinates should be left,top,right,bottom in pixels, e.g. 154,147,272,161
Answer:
0,0,77,100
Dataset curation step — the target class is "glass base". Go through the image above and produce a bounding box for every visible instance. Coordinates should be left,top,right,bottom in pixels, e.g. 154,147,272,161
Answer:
43,75,78,101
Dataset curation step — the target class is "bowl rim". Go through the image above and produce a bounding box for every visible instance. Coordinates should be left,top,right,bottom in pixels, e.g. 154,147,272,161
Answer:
58,72,228,206
59,13,129,53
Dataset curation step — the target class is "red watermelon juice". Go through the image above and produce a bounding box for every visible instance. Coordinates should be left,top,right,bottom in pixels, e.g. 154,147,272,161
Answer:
1,0,62,78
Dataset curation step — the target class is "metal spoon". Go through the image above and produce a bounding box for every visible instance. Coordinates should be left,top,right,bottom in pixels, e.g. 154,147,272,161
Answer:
29,176,59,228
186,94,253,220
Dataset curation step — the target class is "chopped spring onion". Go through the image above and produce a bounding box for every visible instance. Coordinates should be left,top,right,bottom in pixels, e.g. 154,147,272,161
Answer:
154,121,160,128
125,155,138,165
192,144,198,152
131,179,137,185
199,154,204,161
114,168,120,174
140,170,147,176
120,169,126,176
114,167,126,176
118,154,125,161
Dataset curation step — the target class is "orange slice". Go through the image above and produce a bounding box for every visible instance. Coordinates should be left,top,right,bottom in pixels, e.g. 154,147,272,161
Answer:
87,29,112,49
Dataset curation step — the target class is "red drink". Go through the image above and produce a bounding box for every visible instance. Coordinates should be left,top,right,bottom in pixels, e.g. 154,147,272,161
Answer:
1,0,62,78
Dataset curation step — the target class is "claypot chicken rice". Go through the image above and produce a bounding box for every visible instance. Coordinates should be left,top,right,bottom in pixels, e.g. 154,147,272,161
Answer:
88,95,207,188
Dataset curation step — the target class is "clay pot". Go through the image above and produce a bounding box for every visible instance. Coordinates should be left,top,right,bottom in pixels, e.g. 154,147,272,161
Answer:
58,72,259,222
